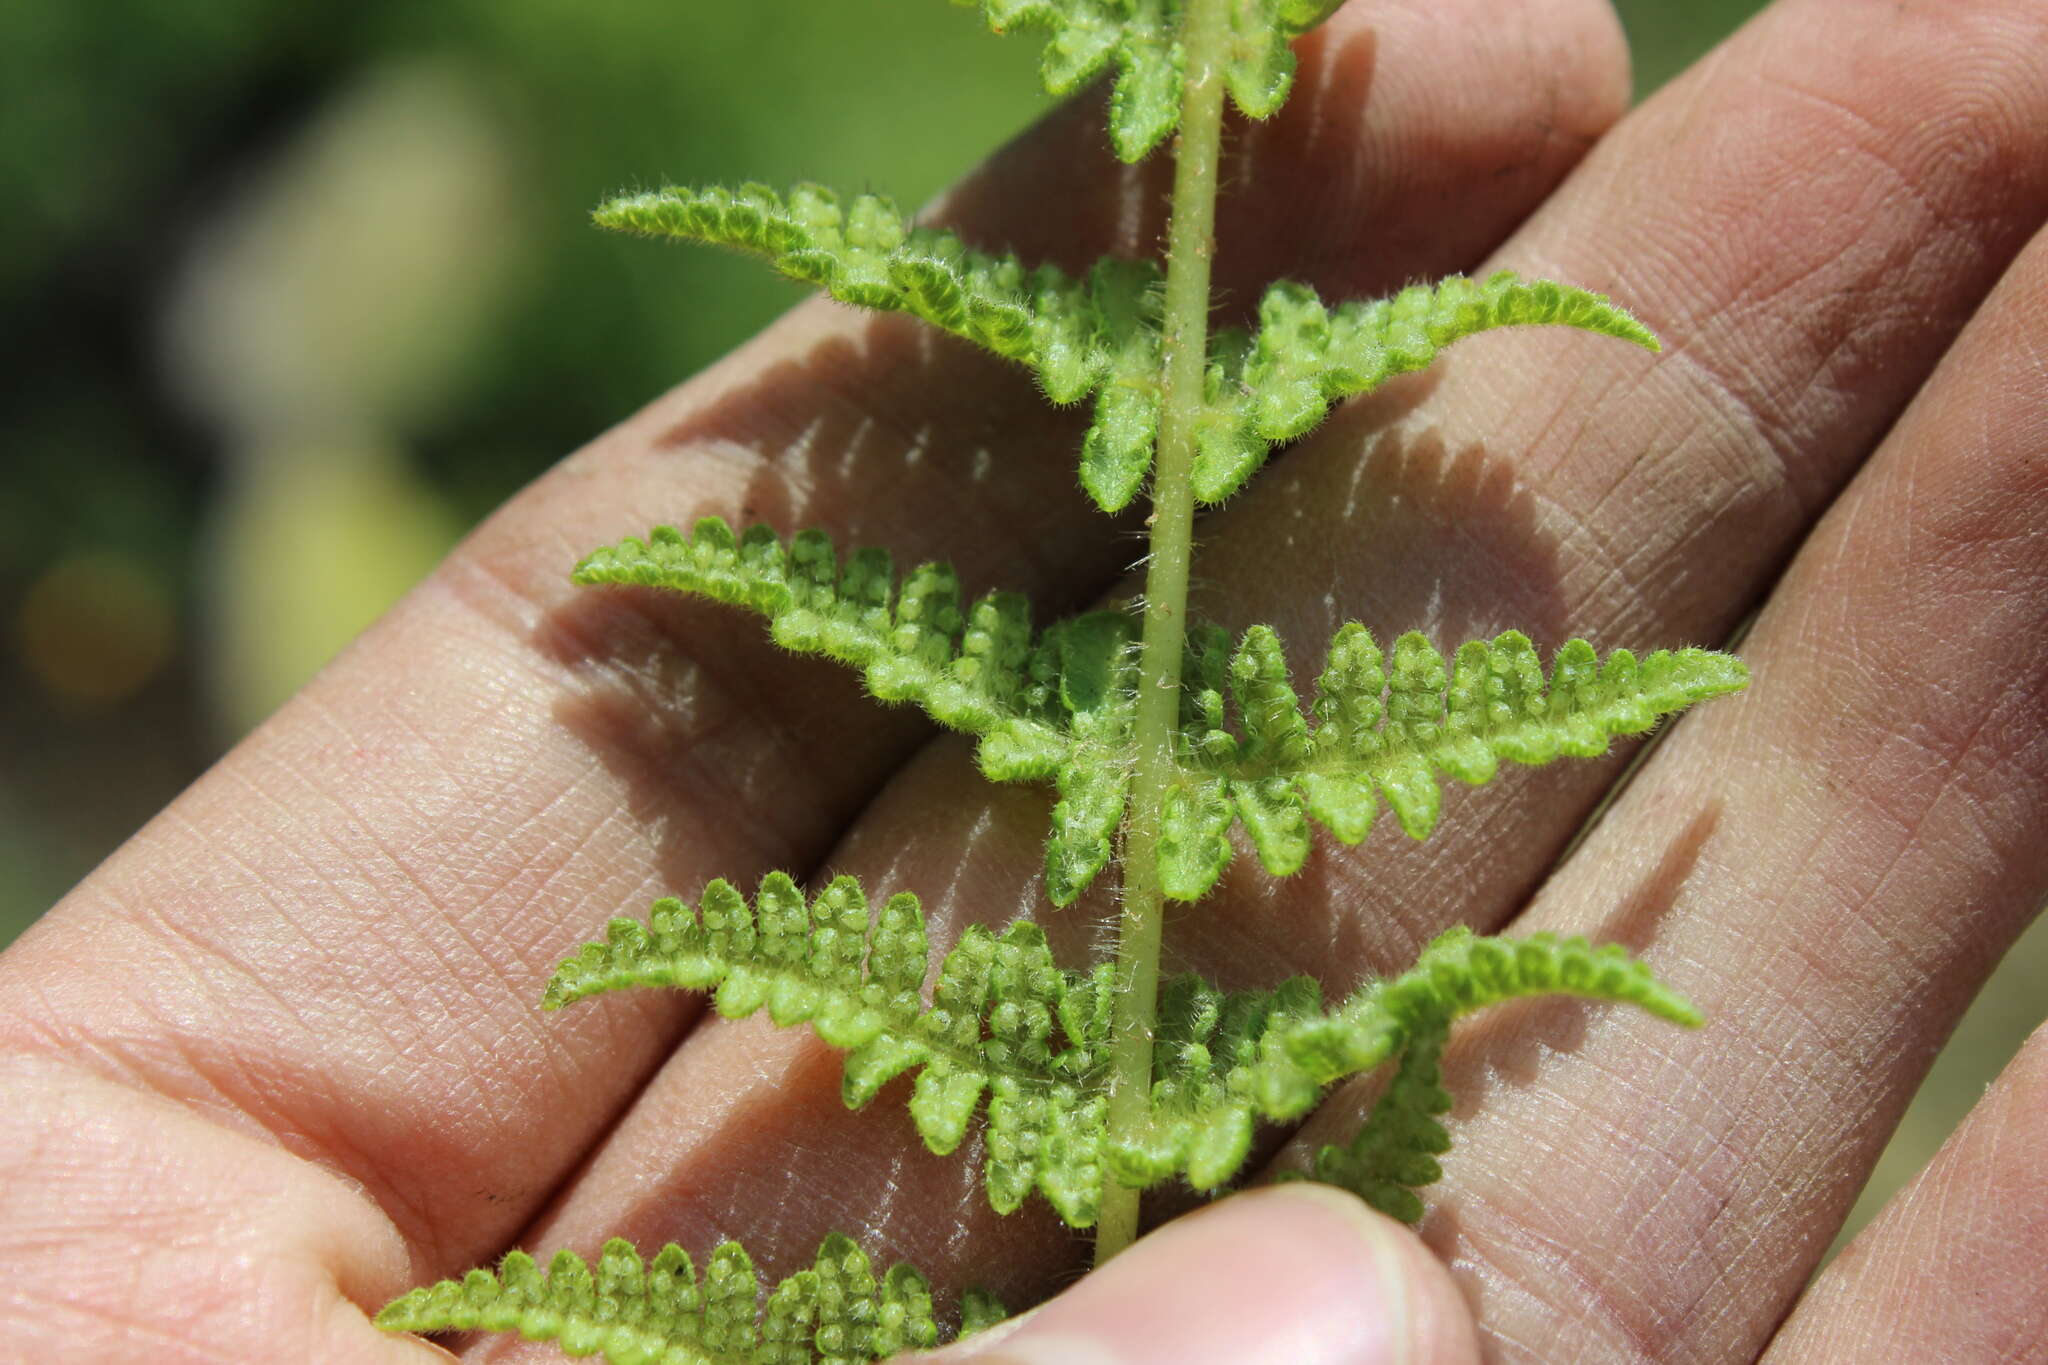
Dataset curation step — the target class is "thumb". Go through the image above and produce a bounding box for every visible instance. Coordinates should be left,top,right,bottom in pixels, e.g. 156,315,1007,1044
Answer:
915,1184,1482,1365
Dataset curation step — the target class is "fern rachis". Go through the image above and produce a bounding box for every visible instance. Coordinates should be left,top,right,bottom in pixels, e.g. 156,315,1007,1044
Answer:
376,2,1746,1360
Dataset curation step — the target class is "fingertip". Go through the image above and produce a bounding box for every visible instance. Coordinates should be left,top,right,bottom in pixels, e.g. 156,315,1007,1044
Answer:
920,1185,1480,1365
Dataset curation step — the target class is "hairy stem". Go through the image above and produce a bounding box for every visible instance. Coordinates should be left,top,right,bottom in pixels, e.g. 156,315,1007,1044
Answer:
1096,0,1232,1267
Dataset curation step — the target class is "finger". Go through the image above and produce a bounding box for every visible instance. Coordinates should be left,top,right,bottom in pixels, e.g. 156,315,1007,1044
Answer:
1284,217,2048,1360
0,1055,450,1365
1763,1020,2048,1363
511,0,2048,1318
910,1186,1480,1365
0,0,1634,1300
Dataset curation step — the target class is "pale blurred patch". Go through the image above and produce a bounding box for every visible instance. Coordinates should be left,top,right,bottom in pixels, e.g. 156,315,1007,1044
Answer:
160,56,526,736
203,440,459,734
162,56,524,440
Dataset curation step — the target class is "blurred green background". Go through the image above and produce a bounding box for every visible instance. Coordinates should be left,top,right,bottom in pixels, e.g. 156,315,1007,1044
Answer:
0,0,2035,1259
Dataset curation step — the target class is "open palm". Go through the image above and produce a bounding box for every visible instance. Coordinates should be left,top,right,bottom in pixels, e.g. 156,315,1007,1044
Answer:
4,1,2045,1361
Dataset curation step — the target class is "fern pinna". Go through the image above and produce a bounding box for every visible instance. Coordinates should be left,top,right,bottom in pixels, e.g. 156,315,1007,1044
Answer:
378,2,1746,1361
540,876,1702,1228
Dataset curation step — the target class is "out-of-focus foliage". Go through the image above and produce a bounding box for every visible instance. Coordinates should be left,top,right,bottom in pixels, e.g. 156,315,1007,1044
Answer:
1611,0,1765,95
0,0,1042,941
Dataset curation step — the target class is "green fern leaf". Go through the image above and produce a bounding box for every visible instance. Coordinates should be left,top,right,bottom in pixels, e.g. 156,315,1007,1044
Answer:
1073,258,1168,510
592,183,1168,512
593,182,1067,368
1299,926,1703,1220
1153,624,1746,902
572,518,1080,779
1107,972,1331,1191
1306,1022,1451,1224
954,0,1346,161
575,521,1743,906
1057,269,1656,511
377,1232,1000,1364
545,873,1119,1227
1191,272,1661,501
1034,620,1742,904
966,0,1181,163
549,876,1699,1224
573,519,1157,904
1109,925,1700,1196
1122,927,1702,1207
595,183,1651,515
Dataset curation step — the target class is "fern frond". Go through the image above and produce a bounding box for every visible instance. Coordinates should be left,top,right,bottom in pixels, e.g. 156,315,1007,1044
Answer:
572,518,1155,903
593,182,1076,371
1150,623,1747,902
548,876,1699,1226
575,521,1743,907
376,1231,1003,1364
570,517,1083,781
1190,271,1661,502
953,0,1346,161
1298,926,1704,1220
544,872,1120,1227
594,181,1653,515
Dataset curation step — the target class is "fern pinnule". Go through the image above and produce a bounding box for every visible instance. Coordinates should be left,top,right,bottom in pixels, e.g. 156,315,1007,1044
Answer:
1108,972,1333,1192
376,1232,994,1365
1113,929,1703,1203
1302,1023,1455,1224
573,518,1147,902
595,181,1066,368
1187,271,1662,503
543,871,1120,1225
1403,923,1704,1027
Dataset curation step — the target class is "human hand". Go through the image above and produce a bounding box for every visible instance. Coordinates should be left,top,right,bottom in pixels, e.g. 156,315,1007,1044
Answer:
4,1,2044,1361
